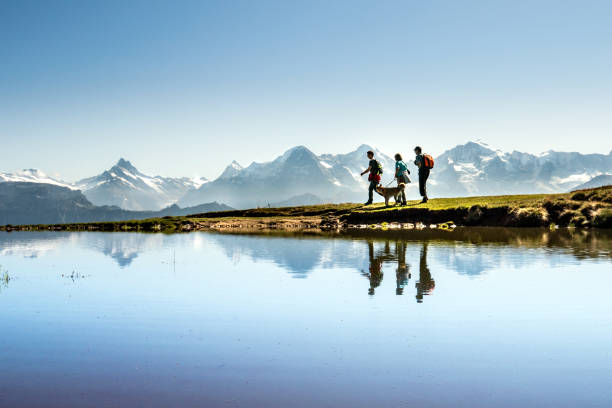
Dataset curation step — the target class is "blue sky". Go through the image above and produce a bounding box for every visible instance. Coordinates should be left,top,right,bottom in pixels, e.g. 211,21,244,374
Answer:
1,0,611,181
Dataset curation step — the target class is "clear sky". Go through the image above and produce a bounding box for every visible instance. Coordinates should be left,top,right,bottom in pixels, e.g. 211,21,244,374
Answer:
1,0,611,181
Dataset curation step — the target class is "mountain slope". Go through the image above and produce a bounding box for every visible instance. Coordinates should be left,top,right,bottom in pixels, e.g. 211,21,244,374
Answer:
572,174,612,190
76,159,207,211
0,182,231,225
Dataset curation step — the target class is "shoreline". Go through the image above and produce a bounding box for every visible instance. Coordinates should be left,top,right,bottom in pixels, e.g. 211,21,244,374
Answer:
2,186,611,232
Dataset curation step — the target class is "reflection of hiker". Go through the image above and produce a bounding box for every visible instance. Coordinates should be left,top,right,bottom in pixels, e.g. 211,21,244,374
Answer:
394,153,410,206
414,146,433,203
362,240,384,295
415,242,435,303
395,241,410,295
360,150,383,205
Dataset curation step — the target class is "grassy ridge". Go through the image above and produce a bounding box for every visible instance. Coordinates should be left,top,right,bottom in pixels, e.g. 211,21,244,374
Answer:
345,186,612,227
1,186,611,232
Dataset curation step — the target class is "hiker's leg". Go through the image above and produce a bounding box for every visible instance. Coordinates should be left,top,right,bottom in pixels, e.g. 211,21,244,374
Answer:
418,172,426,197
368,180,376,202
422,169,430,198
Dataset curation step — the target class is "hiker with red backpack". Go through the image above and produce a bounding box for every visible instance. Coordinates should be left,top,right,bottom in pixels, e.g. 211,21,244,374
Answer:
414,146,434,203
360,150,383,205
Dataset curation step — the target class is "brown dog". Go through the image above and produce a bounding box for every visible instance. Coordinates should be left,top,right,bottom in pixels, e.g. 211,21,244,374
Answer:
375,182,406,206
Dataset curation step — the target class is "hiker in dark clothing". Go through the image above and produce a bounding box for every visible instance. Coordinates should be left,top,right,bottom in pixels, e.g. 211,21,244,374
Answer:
415,242,435,303
360,150,381,205
362,240,384,295
414,146,429,203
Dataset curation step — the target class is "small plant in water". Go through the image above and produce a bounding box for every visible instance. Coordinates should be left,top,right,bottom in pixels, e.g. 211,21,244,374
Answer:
0,266,10,286
62,270,87,281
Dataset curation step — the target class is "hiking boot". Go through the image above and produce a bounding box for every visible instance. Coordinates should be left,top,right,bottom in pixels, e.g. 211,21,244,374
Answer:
420,197,428,204
364,201,373,205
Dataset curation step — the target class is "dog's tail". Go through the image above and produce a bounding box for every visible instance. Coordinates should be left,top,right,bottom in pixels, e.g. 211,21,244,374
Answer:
398,182,406,190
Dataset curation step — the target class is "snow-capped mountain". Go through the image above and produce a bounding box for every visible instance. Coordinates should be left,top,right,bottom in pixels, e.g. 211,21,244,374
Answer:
431,141,612,197
3,142,611,214
179,145,397,209
75,159,208,211
0,169,76,190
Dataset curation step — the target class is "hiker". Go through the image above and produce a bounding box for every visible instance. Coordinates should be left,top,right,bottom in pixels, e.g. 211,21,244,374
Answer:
360,150,382,205
413,146,432,203
362,240,383,295
394,153,410,205
415,242,435,303
395,240,410,295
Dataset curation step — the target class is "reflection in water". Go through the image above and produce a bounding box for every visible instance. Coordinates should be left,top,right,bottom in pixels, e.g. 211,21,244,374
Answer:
1,229,612,407
360,239,435,301
415,243,435,303
0,228,610,276
361,241,384,295
395,241,410,295
361,240,414,297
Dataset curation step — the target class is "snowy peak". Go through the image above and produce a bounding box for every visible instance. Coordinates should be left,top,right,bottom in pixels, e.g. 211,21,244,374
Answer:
0,169,76,190
113,158,139,174
75,159,204,211
219,160,243,179
281,145,318,163
278,145,317,163
442,141,497,161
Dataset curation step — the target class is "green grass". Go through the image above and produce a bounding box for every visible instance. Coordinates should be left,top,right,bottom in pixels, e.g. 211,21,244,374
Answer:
356,193,554,213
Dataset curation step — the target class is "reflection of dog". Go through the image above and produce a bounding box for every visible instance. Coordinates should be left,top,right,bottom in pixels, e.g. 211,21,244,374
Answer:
375,183,406,206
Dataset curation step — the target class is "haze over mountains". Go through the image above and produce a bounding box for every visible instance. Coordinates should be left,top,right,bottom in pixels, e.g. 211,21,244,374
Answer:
1,141,611,223
0,182,231,225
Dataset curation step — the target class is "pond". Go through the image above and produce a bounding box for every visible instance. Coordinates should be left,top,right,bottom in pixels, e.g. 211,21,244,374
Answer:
1,228,611,407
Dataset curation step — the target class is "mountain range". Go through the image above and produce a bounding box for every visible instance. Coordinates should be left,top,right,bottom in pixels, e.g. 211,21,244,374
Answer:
432,141,612,196
179,144,395,208
0,182,231,225
1,141,611,220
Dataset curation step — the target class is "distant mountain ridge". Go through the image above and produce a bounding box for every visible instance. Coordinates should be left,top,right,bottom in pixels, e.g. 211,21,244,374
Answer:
75,158,207,211
433,141,612,197
178,144,395,209
0,182,231,225
2,142,611,212
0,169,77,190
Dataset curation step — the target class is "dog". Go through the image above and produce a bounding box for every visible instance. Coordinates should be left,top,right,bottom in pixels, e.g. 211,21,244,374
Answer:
375,182,406,206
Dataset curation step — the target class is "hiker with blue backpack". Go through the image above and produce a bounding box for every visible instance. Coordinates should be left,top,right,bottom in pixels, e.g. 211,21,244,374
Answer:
360,150,383,205
414,146,434,203
394,153,410,206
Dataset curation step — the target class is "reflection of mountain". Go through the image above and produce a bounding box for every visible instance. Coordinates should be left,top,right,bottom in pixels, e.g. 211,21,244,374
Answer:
209,234,332,278
0,231,169,268
434,246,497,276
0,231,71,258
75,233,171,268
2,228,610,275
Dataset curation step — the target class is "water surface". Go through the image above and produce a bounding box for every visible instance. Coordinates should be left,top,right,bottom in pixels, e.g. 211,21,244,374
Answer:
1,229,611,407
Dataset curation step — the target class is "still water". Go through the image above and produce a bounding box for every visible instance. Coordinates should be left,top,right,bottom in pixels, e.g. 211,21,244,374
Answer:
1,229,611,408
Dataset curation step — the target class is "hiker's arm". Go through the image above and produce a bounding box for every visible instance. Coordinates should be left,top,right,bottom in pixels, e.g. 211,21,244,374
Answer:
361,166,371,176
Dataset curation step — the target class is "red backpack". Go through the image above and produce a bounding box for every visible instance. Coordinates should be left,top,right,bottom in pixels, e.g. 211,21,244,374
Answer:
423,154,434,169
